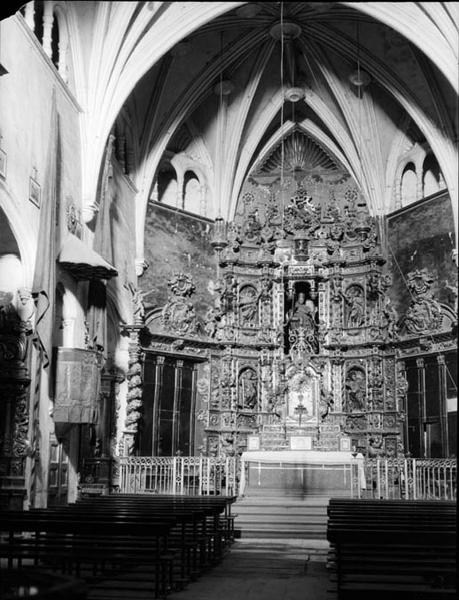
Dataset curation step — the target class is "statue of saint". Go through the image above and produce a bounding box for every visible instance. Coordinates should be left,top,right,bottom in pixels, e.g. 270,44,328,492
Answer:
345,369,366,412
239,286,260,325
288,292,316,333
238,369,258,410
344,286,365,328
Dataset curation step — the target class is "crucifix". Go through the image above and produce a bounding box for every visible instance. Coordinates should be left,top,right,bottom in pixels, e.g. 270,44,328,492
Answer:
294,394,308,427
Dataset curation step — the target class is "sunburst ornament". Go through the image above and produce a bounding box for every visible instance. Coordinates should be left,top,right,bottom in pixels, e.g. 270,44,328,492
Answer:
257,132,339,175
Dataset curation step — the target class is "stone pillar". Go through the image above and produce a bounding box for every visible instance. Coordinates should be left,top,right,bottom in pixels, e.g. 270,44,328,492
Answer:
176,170,184,209
58,37,68,83
122,325,144,456
394,176,402,209
42,3,54,60
199,182,207,215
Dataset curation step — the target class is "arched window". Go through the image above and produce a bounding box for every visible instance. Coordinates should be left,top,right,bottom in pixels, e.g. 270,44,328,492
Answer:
0,207,22,300
422,153,444,197
400,162,417,206
157,166,178,207
183,170,201,213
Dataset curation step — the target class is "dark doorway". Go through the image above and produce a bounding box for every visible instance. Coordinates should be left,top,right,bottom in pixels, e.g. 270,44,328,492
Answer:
141,353,197,456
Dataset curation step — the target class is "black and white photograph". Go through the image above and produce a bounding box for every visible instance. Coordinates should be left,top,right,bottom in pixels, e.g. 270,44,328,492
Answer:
0,2,456,599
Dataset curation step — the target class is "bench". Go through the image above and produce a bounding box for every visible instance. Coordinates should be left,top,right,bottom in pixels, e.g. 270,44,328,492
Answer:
327,498,456,600
0,494,236,598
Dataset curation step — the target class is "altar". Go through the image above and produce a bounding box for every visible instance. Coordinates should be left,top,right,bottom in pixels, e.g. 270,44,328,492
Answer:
239,450,366,498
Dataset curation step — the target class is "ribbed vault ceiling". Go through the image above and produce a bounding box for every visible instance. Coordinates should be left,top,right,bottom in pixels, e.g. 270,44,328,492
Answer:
26,1,455,265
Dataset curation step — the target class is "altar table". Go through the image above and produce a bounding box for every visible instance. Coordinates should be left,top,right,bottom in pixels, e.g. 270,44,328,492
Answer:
239,450,366,497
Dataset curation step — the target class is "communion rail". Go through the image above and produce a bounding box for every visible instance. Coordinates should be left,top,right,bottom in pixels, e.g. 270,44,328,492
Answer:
117,456,456,500
357,457,457,501
118,456,238,496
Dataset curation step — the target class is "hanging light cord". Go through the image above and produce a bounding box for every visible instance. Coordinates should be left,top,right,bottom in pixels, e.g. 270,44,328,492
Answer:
356,22,364,196
279,2,288,313
218,29,224,220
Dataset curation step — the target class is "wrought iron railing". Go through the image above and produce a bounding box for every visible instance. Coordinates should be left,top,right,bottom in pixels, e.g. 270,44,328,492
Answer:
118,456,456,501
118,456,238,496
355,458,457,501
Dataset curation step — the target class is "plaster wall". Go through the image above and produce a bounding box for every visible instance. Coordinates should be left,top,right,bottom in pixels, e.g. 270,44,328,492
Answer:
0,15,82,286
0,15,84,508
96,159,138,332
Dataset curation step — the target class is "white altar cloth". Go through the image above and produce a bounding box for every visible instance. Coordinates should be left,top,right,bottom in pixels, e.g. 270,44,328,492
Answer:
239,450,366,496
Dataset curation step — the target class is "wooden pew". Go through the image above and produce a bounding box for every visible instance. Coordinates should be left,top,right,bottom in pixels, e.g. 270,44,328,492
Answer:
327,498,456,600
76,494,237,576
0,494,236,598
0,510,175,598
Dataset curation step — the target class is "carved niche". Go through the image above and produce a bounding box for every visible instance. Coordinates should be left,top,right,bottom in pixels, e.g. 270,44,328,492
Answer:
237,367,258,410
344,367,366,413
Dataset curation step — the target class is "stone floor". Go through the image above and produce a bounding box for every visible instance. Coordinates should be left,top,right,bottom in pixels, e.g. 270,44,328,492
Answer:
167,539,335,600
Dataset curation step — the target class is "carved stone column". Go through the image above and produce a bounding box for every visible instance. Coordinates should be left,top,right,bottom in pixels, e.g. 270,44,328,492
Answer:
58,37,68,83
121,325,144,456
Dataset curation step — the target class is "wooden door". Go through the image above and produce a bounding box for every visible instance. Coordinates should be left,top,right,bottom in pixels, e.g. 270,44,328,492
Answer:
47,434,69,506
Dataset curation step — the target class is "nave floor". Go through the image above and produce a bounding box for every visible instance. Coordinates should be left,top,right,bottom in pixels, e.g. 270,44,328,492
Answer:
86,539,333,600
167,539,333,600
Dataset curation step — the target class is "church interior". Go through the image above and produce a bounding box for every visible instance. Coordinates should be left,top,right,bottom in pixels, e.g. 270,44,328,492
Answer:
0,2,457,598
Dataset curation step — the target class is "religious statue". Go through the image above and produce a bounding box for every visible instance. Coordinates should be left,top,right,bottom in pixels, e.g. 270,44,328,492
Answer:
238,285,260,325
344,286,365,328
238,368,258,410
368,436,385,457
345,368,366,412
242,212,262,244
124,282,145,325
326,221,344,255
288,292,317,333
381,296,399,340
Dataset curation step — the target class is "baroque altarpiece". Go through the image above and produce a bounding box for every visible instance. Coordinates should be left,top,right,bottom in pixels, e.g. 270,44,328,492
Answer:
137,136,416,461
